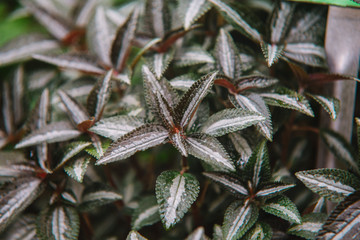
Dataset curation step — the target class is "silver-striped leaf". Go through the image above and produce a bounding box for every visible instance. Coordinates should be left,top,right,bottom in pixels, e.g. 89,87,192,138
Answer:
169,132,188,157
229,133,252,167
203,172,248,196
154,92,176,130
90,115,144,141
317,190,360,240
260,42,285,67
145,49,174,80
179,0,211,30
145,0,170,38
186,133,235,172
2,82,14,135
131,196,160,230
295,169,360,202
58,90,89,126
96,124,168,165
307,94,340,120
256,182,295,199
79,182,122,211
12,65,24,125
170,75,196,91
262,195,301,224
85,139,111,160
201,109,265,137
64,156,90,183
36,205,79,240
243,222,272,240
185,226,207,240
0,162,38,179
288,212,327,240
269,1,295,44
1,214,37,240
126,230,148,240
222,200,258,240
55,141,92,170
175,47,214,68
156,171,200,229
0,177,45,233
15,121,81,148
0,34,59,67
284,43,327,68
235,75,278,92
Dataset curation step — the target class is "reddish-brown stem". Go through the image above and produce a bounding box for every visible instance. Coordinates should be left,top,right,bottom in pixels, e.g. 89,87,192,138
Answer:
180,156,189,175
291,125,320,134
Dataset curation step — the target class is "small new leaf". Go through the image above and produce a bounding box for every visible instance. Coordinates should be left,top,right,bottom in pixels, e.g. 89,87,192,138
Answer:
64,157,90,183
126,230,148,240
185,226,207,240
56,141,92,170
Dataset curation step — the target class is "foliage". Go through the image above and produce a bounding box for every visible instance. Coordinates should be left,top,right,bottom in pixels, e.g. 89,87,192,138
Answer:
0,0,359,239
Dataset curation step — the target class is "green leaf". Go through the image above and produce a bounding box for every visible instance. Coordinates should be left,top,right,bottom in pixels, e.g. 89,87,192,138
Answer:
243,222,272,240
307,94,340,120
78,182,122,211
1,214,37,240
132,196,160,230
145,49,174,80
200,109,265,137
262,195,301,224
295,169,360,202
317,190,360,239
320,129,358,172
288,212,327,240
179,0,211,30
229,133,252,166
36,205,80,240
55,141,92,170
222,200,258,240
203,172,248,196
213,224,223,240
186,226,207,240
85,139,110,160
64,157,90,183
126,230,148,240
156,171,200,229
256,182,295,199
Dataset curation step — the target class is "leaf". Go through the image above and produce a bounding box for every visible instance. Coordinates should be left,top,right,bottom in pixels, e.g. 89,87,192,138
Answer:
12,65,24,125
180,0,211,30
235,76,278,92
203,172,248,196
262,195,301,224
186,226,207,240
269,1,295,44
260,42,285,67
126,230,148,240
215,29,242,79
145,49,174,80
288,212,327,240
307,94,340,120
111,9,139,72
186,133,235,172
1,214,37,240
317,190,360,240
320,129,358,172
244,140,271,188
243,222,272,240
169,132,188,157
33,53,105,75
0,162,38,179
58,90,90,126
156,171,200,229
97,124,168,165
85,139,111,160
0,177,44,233
295,169,360,202
175,72,217,128
145,0,170,38
131,196,160,230
15,121,82,148
55,141,92,170
0,34,59,66
2,82,14,135
64,157,90,183
36,204,79,240
209,0,262,42
261,89,314,117
222,200,258,240
201,109,265,137
229,133,252,166
175,47,214,68
170,75,196,91
154,92,176,130
284,43,327,67
256,182,295,199
78,182,122,211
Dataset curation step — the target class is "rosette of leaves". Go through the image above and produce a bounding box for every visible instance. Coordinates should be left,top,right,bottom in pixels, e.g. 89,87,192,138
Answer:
204,140,300,239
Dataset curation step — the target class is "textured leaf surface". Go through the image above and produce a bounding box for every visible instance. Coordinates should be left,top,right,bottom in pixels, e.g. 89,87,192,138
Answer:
64,157,90,183
222,200,258,240
170,75,196,91
235,76,278,92
260,42,285,67
186,134,235,172
229,133,252,166
156,171,199,229
58,90,90,126
0,177,44,233
243,222,272,240
284,43,326,67
262,195,301,224
126,230,148,240
56,141,92,170
203,172,248,196
175,47,214,68
201,109,265,137
256,183,295,199
269,1,295,44
90,115,144,140
132,196,160,230
180,0,211,30
185,226,207,240
307,94,339,120
1,214,37,240
146,50,174,80
296,169,360,202
37,205,79,240
79,183,122,211
145,0,170,38
97,124,168,165
15,121,81,148
288,213,327,240
317,191,360,240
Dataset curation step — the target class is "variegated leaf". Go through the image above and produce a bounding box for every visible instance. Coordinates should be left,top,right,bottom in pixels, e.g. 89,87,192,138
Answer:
85,139,111,160
320,129,357,172
288,213,327,240
74,0,99,26
154,92,176,130
1,214,37,240
186,134,235,172
90,115,144,140
146,49,174,80
229,133,252,167
235,76,278,92
213,224,223,240
126,230,148,240
0,162,38,179
244,141,271,188
209,0,262,42
256,183,295,199
175,47,214,68
307,94,339,120
145,0,170,38
243,222,272,240
203,172,248,196
97,124,168,165
260,42,285,67
186,226,207,240
156,171,199,229
215,29,242,79
295,169,360,202
12,65,24,125
317,190,360,240
36,205,79,240
58,90,89,126
262,195,301,224
284,43,327,67
169,132,188,157
2,82,14,135
55,141,92,170
170,75,196,91
111,9,139,72
79,182,122,211
175,72,217,129
269,1,295,44
179,0,211,30
86,70,113,121
261,89,314,117
0,177,44,233
64,156,90,183
222,200,258,240
15,121,81,148
200,109,265,137
131,196,160,230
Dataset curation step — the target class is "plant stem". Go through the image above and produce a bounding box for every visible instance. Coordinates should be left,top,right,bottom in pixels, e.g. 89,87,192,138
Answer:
180,156,189,175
